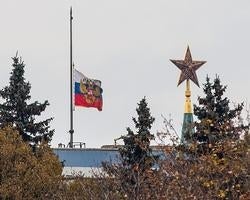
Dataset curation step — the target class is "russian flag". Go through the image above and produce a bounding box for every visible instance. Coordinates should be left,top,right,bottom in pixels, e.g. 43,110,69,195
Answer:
74,69,103,111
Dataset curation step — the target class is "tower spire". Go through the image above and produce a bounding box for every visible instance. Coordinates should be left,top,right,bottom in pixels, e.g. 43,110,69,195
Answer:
170,46,206,143
181,79,194,142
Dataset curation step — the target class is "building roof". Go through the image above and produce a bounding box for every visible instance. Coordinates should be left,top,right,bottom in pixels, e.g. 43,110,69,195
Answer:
53,147,167,176
53,148,120,168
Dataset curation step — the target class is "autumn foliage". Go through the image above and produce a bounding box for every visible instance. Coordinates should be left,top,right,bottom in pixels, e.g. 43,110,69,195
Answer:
0,77,249,199
0,127,62,199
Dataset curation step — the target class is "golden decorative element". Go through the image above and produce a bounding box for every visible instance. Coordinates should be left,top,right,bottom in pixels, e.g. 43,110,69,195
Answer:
79,79,102,104
184,80,192,113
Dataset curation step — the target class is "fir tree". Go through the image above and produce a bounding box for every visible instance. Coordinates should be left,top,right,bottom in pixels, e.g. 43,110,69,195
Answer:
0,55,54,145
119,97,157,171
192,75,246,150
102,97,158,199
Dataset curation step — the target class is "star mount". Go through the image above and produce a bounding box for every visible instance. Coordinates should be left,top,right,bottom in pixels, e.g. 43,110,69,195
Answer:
170,46,206,87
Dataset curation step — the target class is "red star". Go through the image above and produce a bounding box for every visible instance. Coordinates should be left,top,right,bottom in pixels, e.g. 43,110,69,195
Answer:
170,46,206,87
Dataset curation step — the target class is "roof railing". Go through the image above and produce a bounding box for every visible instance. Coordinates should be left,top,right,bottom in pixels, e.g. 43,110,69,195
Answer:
58,142,86,149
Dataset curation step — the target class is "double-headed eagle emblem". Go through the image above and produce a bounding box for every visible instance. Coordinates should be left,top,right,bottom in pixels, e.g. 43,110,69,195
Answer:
80,78,102,104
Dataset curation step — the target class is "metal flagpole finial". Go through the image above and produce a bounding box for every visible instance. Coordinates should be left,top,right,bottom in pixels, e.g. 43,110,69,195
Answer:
70,7,73,20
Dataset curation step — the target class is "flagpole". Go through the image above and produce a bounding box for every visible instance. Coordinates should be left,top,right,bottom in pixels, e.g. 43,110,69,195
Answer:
69,7,74,148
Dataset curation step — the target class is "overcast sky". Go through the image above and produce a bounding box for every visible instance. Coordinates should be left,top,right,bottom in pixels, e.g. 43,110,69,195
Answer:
0,0,249,147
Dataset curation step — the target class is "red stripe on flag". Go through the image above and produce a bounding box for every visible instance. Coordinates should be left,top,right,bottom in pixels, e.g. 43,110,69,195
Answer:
75,94,102,111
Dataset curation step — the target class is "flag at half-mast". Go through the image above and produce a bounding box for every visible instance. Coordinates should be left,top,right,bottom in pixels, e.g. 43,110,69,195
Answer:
74,69,103,111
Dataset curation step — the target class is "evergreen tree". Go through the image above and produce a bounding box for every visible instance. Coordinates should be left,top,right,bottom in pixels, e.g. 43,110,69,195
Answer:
102,97,159,199
0,55,54,144
192,75,246,150
119,97,156,171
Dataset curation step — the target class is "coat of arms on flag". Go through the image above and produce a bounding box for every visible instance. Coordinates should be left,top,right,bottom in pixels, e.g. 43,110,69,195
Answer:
74,69,103,111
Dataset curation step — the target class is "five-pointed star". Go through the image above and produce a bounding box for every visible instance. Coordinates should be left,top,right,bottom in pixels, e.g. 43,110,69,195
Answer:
170,46,206,87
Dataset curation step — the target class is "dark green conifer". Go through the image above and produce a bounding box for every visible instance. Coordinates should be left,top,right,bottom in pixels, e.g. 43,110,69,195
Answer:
0,55,54,145
119,97,156,171
193,75,245,149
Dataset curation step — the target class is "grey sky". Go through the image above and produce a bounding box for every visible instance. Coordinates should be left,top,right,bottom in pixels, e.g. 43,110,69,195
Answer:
0,0,249,147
